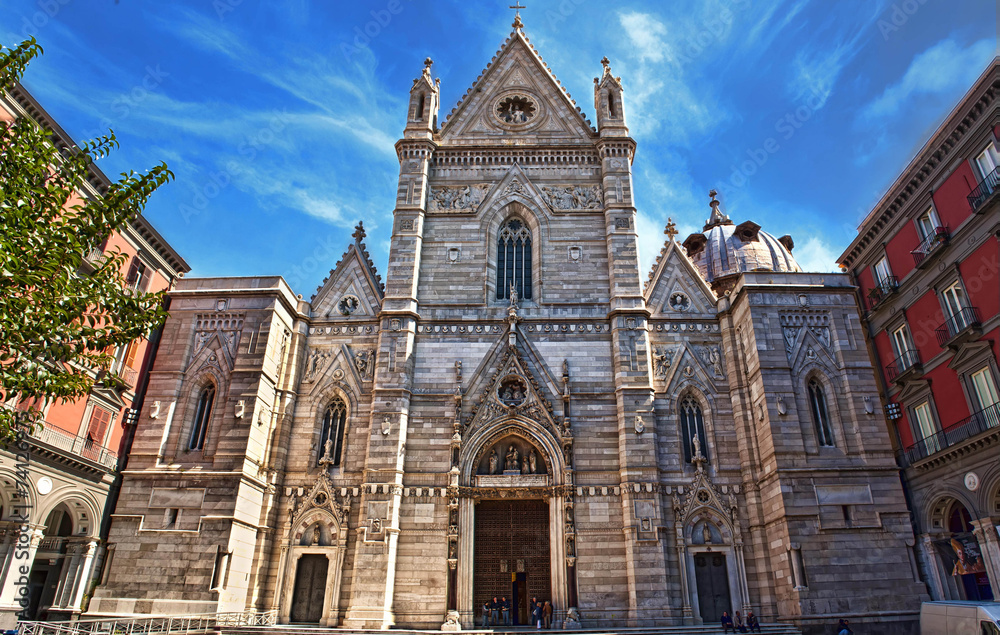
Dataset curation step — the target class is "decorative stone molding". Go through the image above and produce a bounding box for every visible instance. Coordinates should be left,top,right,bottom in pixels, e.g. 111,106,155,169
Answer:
308,324,379,336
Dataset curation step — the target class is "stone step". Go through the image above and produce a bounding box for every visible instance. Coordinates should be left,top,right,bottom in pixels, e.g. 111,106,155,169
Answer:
224,625,800,635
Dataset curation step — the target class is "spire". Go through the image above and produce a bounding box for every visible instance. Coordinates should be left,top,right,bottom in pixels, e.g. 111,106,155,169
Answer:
703,189,732,230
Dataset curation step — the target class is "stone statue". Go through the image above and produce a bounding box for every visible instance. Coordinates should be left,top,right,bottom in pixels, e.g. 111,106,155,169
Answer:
528,449,537,474
310,524,321,546
489,448,499,474
702,522,712,544
504,445,519,471
322,437,333,462
709,346,722,377
521,455,529,474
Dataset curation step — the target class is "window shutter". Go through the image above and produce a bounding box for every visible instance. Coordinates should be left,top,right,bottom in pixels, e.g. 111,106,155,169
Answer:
125,258,140,288
124,341,140,368
87,407,113,445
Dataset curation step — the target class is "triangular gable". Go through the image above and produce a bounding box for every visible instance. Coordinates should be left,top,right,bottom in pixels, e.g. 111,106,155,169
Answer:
439,29,595,142
311,223,384,319
663,344,719,396
788,327,839,376
473,164,553,227
645,238,717,318
184,331,235,376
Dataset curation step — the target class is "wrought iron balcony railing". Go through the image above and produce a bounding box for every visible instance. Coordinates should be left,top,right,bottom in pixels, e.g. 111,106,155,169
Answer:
30,423,118,469
968,165,1000,212
867,276,899,310
885,349,921,382
901,402,1000,466
935,307,982,347
911,226,949,267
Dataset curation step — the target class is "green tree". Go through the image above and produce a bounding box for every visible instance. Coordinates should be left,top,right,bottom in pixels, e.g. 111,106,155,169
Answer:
0,39,173,440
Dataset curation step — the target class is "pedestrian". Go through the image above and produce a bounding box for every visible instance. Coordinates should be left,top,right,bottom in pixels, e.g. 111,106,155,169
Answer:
482,600,490,627
838,618,854,635
721,611,734,633
490,596,500,626
542,600,552,629
746,610,760,633
734,611,748,633
532,601,543,629
501,596,510,626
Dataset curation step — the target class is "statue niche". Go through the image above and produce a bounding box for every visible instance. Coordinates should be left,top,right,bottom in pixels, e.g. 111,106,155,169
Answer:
477,436,547,476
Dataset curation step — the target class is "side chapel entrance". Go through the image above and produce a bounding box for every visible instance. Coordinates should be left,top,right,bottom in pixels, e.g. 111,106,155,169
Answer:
290,554,328,623
474,499,550,625
694,552,731,623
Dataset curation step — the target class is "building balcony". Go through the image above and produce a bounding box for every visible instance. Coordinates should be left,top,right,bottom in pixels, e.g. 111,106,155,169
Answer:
866,276,899,311
885,349,922,383
935,307,982,348
30,423,118,470
911,226,949,268
900,402,1000,467
117,365,139,388
968,166,1000,212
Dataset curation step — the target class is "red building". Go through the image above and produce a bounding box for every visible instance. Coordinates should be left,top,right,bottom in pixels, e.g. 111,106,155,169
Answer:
838,58,1000,604
0,83,189,624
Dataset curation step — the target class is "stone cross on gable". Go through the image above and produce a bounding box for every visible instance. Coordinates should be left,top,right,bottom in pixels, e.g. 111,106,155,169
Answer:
510,2,525,28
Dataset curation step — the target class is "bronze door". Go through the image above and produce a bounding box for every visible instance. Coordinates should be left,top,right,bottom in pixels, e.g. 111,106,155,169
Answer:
694,553,731,623
474,499,550,626
290,554,328,623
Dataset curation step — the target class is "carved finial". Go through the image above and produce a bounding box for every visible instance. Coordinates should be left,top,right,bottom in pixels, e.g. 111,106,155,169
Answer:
601,56,610,69
352,221,366,243
424,57,433,69
510,2,525,28
664,217,678,240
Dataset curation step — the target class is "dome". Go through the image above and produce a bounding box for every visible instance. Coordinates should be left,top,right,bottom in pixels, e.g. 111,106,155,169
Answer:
682,191,800,287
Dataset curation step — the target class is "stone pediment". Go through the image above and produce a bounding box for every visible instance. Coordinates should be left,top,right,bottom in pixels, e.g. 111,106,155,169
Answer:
311,223,384,319
438,29,595,143
467,345,556,432
645,237,717,317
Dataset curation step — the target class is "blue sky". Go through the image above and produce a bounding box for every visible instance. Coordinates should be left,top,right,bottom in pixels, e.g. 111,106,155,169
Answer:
3,1,996,294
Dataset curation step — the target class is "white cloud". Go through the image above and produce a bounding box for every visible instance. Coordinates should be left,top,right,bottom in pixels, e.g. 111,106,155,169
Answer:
859,37,995,122
619,12,670,63
787,3,883,109
793,236,840,273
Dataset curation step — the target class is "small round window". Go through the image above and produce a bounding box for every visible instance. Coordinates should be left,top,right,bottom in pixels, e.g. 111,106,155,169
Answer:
496,95,536,124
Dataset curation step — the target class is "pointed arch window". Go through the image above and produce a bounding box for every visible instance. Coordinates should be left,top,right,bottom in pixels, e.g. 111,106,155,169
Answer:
318,399,348,467
680,396,708,464
808,378,835,447
188,385,215,450
496,218,532,302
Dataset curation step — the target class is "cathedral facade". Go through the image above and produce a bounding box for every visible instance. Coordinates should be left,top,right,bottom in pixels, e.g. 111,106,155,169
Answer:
89,21,928,634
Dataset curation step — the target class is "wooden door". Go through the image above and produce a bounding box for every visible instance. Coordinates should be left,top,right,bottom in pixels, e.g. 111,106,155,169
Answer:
290,554,328,623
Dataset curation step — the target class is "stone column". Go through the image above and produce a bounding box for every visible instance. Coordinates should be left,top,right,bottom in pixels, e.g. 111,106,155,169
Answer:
51,541,81,609
675,525,693,624
0,525,44,628
918,534,945,600
67,540,98,611
972,519,1000,597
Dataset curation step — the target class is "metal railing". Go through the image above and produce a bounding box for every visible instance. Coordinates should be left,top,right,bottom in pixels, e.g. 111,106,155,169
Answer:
911,226,948,266
935,306,982,346
901,402,1000,466
867,276,899,310
968,165,1000,212
30,424,118,469
82,248,105,266
885,349,921,381
18,610,277,635
116,366,139,388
